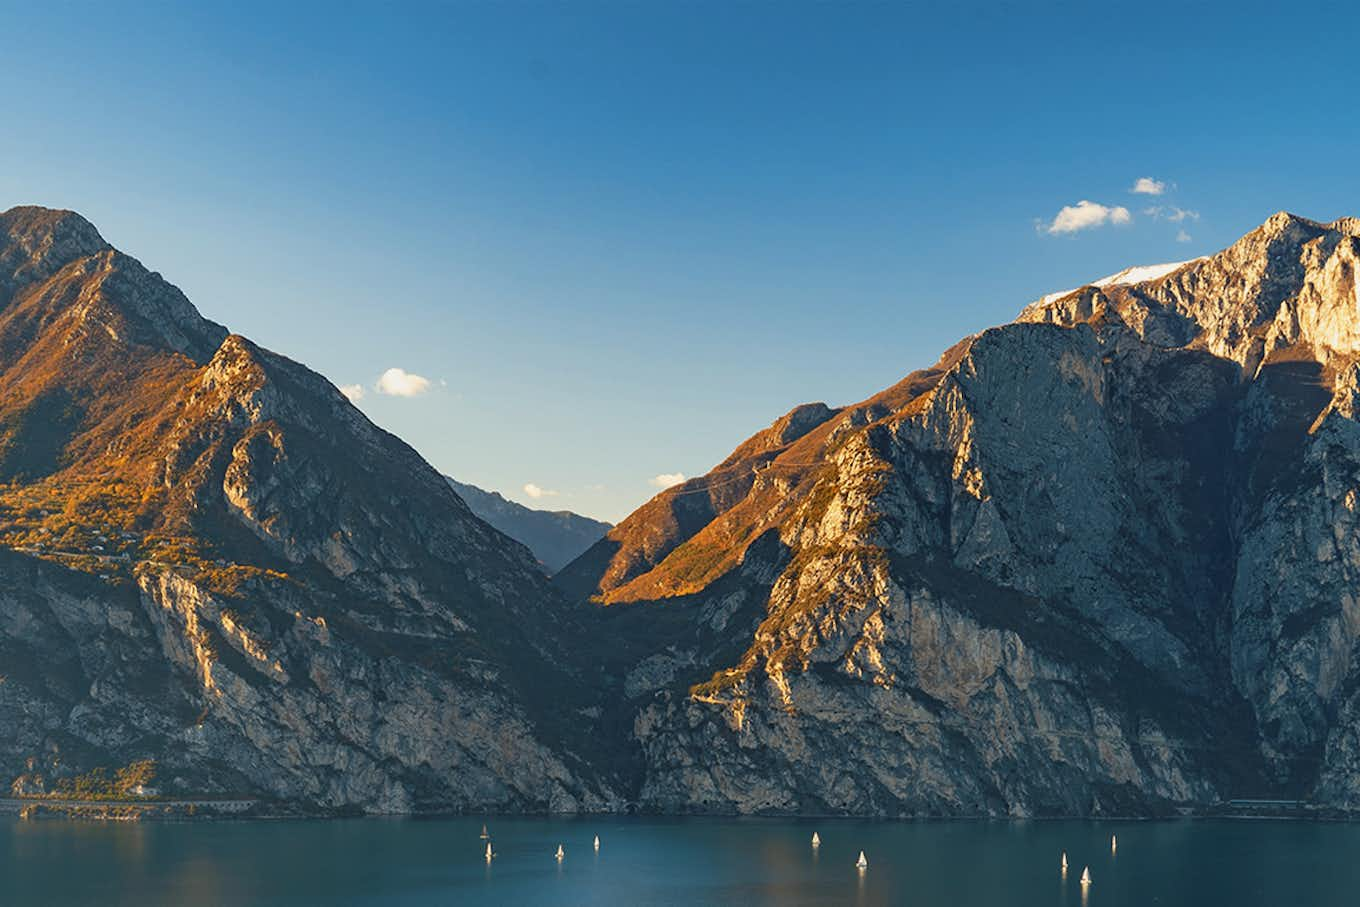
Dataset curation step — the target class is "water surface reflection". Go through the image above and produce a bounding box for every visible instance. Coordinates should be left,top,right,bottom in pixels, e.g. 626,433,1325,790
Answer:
4,815,1357,905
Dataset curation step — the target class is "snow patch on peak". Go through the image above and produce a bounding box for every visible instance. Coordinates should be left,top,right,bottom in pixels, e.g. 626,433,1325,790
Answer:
1091,260,1203,288
1029,259,1205,310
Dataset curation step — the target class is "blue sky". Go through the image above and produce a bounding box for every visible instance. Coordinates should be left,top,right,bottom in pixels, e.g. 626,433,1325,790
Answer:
4,1,1360,521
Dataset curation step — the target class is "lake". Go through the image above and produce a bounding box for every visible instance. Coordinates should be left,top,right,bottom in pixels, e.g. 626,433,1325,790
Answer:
4,815,1358,905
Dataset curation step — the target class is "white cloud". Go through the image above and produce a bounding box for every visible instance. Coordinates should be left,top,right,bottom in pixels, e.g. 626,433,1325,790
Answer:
339,383,365,403
1131,177,1167,196
376,367,431,397
1176,229,1193,243
650,472,686,489
523,483,558,499
1044,200,1132,235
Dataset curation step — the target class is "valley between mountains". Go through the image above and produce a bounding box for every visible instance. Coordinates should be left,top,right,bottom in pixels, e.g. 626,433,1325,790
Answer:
6,205,1360,818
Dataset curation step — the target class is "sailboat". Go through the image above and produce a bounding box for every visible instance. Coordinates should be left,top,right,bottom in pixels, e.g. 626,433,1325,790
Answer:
1080,866,1091,886
555,844,565,862
1061,852,1068,873
1111,834,1117,854
485,842,494,863
594,834,600,851
856,851,868,870
812,832,821,848
480,824,489,840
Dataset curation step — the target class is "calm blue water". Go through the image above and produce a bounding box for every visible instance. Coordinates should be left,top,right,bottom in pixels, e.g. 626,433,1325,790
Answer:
4,815,1358,905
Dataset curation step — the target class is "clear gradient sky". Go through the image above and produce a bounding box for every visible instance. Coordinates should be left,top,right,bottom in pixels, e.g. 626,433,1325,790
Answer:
5,1,1360,521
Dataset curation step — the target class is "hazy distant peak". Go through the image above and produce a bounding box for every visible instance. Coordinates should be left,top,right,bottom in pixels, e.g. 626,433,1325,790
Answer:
445,477,611,573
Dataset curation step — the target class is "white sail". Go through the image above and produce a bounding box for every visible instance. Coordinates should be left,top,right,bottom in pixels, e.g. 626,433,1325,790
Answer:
480,824,488,839
811,832,821,847
555,844,565,861
1111,834,1117,853
856,850,868,869
485,842,493,862
1061,851,1068,871
1080,866,1091,886
594,834,600,851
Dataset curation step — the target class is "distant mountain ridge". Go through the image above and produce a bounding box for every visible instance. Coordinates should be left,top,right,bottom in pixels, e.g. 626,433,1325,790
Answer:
444,478,611,573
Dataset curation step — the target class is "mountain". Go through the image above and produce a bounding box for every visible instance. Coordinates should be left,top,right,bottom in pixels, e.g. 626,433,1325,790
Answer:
0,206,619,813
560,212,1360,817
444,478,611,574
11,203,1360,820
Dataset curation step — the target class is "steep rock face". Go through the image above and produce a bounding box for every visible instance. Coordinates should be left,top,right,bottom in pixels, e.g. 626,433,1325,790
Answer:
563,212,1360,816
1231,364,1360,790
0,206,617,813
1020,213,1360,799
619,327,1249,815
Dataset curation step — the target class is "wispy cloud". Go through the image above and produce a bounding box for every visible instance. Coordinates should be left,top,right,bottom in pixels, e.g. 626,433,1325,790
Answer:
1043,200,1132,235
1144,205,1200,223
650,472,686,489
1130,177,1167,196
523,483,559,499
339,383,365,403
1176,229,1193,243
376,367,432,397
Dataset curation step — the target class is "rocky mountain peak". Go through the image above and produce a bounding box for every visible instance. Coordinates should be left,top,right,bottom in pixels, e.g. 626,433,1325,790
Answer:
0,205,110,295
1,205,107,259
771,402,836,445
0,206,227,364
714,401,839,471
1262,209,1316,231
1328,216,1360,237
1019,211,1360,374
1220,210,1330,262
1244,210,1360,240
